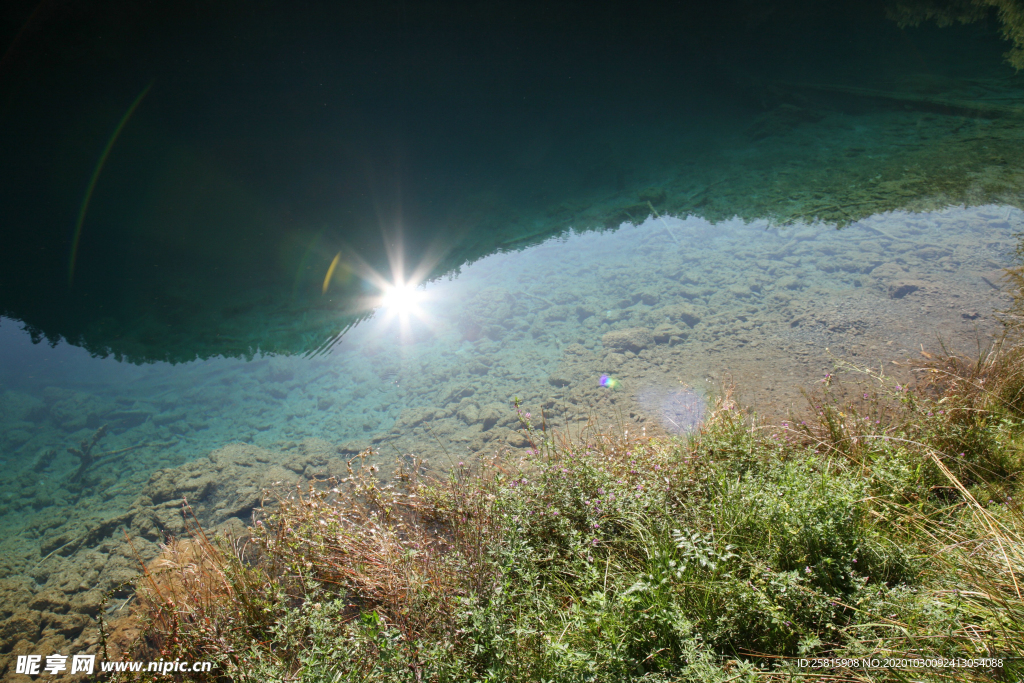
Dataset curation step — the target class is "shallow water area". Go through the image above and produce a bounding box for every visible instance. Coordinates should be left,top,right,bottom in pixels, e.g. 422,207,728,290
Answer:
1,203,1016,542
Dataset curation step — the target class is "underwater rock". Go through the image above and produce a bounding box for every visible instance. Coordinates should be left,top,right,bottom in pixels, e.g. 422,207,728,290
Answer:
870,262,907,281
575,304,596,320
0,610,41,650
542,305,571,322
47,391,114,431
134,441,348,529
467,360,490,375
478,404,504,431
152,409,187,426
888,280,923,299
637,386,707,435
602,327,655,353
638,290,660,306
653,324,688,344
107,409,152,429
775,275,802,290
506,430,529,448
40,611,89,639
604,352,626,369
677,285,706,299
659,303,702,327
397,407,435,429
462,287,515,333
69,590,104,618
0,390,45,423
3,429,32,448
436,382,475,406
0,580,34,620
726,284,752,297
457,403,480,425
547,373,572,388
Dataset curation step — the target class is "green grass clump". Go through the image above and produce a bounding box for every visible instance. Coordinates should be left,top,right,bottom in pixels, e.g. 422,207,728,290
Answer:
119,354,1024,682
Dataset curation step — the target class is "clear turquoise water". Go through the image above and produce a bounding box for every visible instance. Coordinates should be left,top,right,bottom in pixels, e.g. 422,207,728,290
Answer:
1,205,1016,532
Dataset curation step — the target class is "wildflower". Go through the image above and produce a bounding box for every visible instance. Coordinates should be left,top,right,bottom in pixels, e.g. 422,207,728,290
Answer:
804,566,812,575
592,522,600,529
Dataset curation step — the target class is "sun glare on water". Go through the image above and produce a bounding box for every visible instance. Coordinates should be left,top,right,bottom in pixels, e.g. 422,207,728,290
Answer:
380,281,424,316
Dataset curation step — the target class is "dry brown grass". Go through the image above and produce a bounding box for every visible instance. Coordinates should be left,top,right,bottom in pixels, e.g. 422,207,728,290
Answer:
118,448,519,674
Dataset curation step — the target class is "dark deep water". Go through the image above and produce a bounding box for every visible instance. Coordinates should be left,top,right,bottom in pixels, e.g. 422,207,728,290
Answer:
1,0,1024,671
2,0,1021,362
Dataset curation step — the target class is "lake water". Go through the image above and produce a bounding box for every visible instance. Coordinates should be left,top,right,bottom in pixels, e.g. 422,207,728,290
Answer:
1,0,1023,674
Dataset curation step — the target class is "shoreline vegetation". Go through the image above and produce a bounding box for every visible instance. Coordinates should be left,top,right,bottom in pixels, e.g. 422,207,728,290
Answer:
106,294,1024,681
